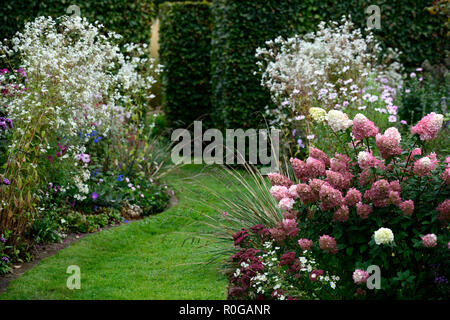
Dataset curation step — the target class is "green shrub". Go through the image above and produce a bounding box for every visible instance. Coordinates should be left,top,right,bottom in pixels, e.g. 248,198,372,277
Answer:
210,0,448,129
0,0,155,45
159,1,212,128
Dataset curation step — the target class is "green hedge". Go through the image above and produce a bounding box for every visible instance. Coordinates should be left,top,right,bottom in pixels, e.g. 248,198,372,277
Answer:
159,1,212,128
0,0,155,45
210,0,448,129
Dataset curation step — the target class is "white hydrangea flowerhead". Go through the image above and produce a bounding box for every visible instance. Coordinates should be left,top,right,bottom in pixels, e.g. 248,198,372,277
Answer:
325,110,353,132
374,227,394,245
309,107,327,122
384,127,402,143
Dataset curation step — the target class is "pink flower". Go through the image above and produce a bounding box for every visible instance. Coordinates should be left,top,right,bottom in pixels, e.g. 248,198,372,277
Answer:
278,197,295,211
359,169,376,186
356,202,372,219
353,269,370,284
421,234,437,248
411,112,444,141
364,179,390,207
376,128,402,159
290,158,309,182
296,183,318,204
270,186,291,201
389,180,401,193
306,157,326,178
333,205,349,222
413,155,437,176
309,179,328,199
389,191,402,206
288,185,299,199
319,235,338,254
267,173,294,187
281,219,298,237
345,188,362,207
399,200,414,216
319,184,344,211
298,238,313,250
357,151,380,169
352,114,379,140
436,200,450,222
441,168,450,185
326,170,349,190
310,147,330,167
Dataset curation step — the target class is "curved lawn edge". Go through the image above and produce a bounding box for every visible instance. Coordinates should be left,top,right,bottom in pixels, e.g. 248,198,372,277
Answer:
0,165,229,300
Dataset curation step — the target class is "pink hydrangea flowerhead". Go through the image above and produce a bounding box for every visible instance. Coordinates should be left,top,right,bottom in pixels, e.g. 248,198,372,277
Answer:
310,147,330,167
281,218,298,237
333,205,349,222
389,180,401,193
411,148,422,157
389,191,402,206
399,200,414,216
345,188,362,207
352,113,379,140
290,158,309,182
296,183,318,204
357,151,380,170
288,185,299,199
326,170,350,190
376,128,402,159
413,155,438,176
411,112,444,141
298,238,313,250
421,234,437,248
353,269,370,284
364,179,390,207
319,184,344,211
356,202,372,219
359,168,376,186
319,235,338,254
441,168,450,185
278,197,296,211
270,185,291,201
309,178,328,199
267,172,294,187
306,156,326,178
436,199,450,222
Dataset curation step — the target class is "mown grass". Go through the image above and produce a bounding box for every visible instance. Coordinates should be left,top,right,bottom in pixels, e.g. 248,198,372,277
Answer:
1,164,235,300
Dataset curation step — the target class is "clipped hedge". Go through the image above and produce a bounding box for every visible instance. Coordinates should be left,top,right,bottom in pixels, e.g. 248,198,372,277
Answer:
159,1,212,128
0,0,155,45
210,0,306,129
211,0,448,129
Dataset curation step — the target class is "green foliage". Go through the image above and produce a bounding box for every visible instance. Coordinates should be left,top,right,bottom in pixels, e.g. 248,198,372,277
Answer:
0,1,155,45
159,1,212,128
210,0,448,129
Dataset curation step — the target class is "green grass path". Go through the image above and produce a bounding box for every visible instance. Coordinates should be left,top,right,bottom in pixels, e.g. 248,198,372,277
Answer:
1,165,230,299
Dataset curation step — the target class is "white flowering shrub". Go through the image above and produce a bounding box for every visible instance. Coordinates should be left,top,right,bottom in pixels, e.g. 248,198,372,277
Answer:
0,16,162,235
256,16,404,153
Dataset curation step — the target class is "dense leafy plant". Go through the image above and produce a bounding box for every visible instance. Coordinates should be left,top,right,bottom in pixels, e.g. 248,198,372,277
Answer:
0,0,156,47
159,1,212,128
224,111,449,299
256,17,403,156
210,0,447,130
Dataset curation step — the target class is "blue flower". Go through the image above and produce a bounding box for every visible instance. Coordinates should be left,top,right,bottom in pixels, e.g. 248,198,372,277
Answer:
297,138,305,149
117,175,124,182
94,136,102,143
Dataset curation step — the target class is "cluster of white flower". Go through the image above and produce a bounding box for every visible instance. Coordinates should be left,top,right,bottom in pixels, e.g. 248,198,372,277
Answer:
298,250,340,290
255,16,403,127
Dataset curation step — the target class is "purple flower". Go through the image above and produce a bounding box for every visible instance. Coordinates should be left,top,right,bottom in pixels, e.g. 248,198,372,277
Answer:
1,256,9,263
91,192,99,201
0,237,5,243
3,178,10,185
297,138,305,148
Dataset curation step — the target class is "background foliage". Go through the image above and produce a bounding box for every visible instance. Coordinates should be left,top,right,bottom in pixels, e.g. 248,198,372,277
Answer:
0,0,155,45
210,0,448,129
159,1,212,128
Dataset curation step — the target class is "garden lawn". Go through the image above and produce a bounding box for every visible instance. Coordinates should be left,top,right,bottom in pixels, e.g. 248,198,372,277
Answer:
1,165,233,300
